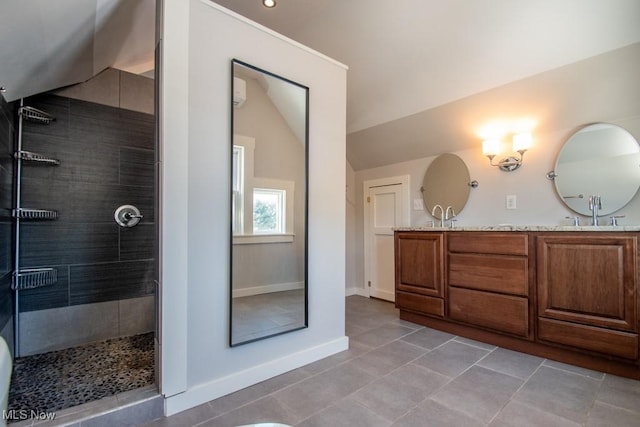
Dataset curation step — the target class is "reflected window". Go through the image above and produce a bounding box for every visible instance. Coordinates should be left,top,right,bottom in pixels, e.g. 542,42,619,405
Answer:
232,135,295,242
253,188,286,234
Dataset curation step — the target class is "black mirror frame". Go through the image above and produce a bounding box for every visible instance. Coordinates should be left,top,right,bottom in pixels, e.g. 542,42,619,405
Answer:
229,59,309,347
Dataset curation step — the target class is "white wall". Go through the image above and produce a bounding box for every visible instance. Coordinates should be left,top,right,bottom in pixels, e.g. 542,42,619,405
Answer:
356,121,640,222
160,0,348,414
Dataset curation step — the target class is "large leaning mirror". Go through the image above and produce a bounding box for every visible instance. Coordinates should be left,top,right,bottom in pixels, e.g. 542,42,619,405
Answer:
422,153,474,219
230,59,308,346
551,123,640,216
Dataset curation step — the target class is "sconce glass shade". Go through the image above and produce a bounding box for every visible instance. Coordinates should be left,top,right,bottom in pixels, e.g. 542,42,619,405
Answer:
482,139,501,157
512,132,532,152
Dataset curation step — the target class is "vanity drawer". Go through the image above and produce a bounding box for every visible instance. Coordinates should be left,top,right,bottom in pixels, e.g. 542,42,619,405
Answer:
448,232,528,256
538,317,638,360
449,253,528,296
449,286,529,337
396,291,444,317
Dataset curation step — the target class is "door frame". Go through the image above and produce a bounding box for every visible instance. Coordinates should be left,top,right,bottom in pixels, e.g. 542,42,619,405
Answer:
363,175,410,298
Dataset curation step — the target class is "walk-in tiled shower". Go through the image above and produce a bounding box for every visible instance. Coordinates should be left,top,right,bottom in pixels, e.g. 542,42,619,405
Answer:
0,71,157,416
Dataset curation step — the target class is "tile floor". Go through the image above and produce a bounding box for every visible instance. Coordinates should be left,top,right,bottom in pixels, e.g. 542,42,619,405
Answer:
231,289,306,344
142,296,640,427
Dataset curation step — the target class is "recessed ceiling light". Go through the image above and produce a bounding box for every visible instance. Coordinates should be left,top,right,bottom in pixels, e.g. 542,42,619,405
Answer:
263,0,276,8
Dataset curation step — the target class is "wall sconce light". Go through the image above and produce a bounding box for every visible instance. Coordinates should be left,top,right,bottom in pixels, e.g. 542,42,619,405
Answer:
263,0,277,7
482,132,532,172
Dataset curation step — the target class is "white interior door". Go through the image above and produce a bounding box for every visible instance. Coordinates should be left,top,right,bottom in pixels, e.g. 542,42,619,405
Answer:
367,184,402,302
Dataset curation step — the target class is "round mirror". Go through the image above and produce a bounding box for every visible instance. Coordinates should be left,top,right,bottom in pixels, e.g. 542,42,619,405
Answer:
422,153,472,219
553,123,640,216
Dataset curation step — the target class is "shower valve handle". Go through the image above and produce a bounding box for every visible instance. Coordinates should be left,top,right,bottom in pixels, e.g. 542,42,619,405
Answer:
114,205,143,228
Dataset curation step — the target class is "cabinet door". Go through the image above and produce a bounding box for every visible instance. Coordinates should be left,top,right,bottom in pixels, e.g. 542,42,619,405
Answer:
395,232,443,297
537,234,637,332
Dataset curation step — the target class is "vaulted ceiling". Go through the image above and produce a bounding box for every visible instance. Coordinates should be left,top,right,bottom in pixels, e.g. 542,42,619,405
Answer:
2,0,640,170
213,0,640,169
0,0,155,103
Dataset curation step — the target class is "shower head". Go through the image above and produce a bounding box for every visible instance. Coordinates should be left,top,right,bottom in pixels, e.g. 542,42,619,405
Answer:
19,106,55,124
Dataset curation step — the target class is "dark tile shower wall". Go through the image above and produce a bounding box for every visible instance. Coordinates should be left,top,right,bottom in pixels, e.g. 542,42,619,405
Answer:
17,94,155,313
0,95,14,330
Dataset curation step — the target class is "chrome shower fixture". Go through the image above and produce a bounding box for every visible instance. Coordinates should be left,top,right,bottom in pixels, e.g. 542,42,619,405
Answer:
18,106,55,124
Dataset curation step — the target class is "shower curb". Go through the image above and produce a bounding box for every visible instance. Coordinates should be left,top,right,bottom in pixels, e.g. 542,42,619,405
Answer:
15,388,163,427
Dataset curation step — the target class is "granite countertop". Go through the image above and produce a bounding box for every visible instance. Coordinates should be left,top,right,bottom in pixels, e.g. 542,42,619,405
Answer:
394,225,640,232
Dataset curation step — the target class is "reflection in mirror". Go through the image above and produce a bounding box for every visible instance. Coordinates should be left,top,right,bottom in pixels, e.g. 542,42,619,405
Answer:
552,123,640,216
422,153,472,219
230,59,308,346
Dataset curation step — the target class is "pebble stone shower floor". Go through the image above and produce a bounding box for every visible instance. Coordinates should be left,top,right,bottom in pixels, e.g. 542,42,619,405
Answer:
8,332,155,413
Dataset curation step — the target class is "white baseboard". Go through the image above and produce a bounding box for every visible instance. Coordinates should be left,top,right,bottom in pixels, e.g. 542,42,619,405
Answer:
371,289,395,302
232,281,304,298
345,286,368,297
164,336,349,416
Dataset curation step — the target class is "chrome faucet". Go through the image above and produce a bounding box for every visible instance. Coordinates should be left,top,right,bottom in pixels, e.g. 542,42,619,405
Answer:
431,204,444,227
445,206,457,228
445,206,456,222
610,215,625,226
588,195,602,226
565,216,580,226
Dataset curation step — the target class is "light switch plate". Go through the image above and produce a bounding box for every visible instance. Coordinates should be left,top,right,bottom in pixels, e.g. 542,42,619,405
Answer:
413,199,424,211
506,195,517,210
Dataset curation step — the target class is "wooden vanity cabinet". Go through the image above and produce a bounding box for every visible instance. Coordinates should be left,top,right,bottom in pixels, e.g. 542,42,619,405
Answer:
447,233,532,338
395,230,640,379
395,232,445,317
536,234,639,360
